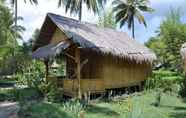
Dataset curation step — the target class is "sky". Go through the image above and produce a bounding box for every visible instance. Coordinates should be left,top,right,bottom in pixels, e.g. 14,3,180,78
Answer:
8,0,186,44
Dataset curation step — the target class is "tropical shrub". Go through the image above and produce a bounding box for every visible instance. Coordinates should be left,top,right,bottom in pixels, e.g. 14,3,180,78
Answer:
38,81,63,102
145,69,183,93
15,60,45,86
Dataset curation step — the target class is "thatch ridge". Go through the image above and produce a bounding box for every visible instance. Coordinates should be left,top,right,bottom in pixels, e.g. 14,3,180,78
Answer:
35,13,156,63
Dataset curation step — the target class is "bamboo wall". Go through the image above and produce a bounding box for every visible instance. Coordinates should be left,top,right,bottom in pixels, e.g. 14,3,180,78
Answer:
49,28,152,96
80,51,151,90
101,55,151,89
63,79,105,97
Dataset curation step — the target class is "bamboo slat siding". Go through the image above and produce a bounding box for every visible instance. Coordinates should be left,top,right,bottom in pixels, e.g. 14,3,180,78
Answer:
63,79,105,96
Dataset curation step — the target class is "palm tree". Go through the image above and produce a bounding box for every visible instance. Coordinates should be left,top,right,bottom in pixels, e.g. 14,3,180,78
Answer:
58,0,107,21
9,0,38,60
112,0,153,39
10,0,38,26
0,2,24,57
0,1,24,43
98,8,117,29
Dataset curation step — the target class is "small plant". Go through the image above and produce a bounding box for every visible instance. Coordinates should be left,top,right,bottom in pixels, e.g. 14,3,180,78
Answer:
153,89,162,107
63,99,85,118
125,97,144,118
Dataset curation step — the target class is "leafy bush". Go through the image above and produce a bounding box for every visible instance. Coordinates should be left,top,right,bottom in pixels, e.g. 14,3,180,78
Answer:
15,60,45,87
145,69,183,93
15,60,64,102
38,81,63,103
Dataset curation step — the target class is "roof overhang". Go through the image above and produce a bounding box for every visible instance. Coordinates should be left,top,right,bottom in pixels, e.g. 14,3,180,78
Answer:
32,41,70,60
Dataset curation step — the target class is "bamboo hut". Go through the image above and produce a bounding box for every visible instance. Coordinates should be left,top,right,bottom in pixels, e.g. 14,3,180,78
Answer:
32,13,156,98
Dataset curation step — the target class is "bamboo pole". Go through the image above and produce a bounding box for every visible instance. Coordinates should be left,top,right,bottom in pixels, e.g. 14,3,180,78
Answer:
75,48,81,99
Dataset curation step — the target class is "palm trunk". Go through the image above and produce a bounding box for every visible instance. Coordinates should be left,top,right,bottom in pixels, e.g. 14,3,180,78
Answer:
15,0,17,27
78,0,82,21
132,17,135,39
12,0,18,74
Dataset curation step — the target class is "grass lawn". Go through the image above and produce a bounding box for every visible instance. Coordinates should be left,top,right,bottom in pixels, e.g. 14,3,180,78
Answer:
18,91,186,118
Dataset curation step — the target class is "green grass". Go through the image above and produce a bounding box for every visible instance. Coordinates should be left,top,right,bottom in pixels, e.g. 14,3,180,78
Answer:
85,92,186,118
18,91,186,118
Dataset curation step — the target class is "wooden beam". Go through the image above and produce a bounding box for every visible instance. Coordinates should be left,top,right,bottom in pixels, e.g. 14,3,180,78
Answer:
69,59,88,80
64,53,76,61
75,48,81,99
44,59,49,82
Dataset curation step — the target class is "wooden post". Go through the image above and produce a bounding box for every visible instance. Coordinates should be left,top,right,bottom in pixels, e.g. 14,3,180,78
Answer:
75,48,81,99
44,60,49,82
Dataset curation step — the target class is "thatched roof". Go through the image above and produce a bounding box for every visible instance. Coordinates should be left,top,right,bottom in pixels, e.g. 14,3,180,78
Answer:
33,13,156,63
181,43,186,59
32,41,70,60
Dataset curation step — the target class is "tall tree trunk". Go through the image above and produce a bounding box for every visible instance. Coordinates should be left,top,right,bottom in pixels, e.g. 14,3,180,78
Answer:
132,17,135,39
13,0,18,74
15,0,17,27
78,0,82,21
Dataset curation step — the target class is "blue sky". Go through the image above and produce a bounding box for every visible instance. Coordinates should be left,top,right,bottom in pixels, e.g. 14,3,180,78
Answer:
10,0,186,44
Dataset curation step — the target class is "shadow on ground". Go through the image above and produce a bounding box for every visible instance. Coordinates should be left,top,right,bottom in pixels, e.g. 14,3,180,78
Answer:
18,102,72,118
170,112,186,118
158,105,186,118
159,105,186,110
86,104,119,117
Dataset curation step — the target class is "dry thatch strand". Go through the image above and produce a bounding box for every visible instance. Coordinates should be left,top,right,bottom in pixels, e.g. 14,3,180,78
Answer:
33,13,156,64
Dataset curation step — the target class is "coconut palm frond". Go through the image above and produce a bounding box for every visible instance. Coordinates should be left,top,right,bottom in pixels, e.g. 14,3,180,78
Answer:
112,0,153,38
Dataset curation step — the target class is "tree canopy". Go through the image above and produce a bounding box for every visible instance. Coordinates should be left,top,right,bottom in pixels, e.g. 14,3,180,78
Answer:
145,9,186,72
0,2,25,75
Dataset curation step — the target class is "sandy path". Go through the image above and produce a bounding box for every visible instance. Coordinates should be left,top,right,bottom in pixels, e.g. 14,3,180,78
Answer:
0,102,19,118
